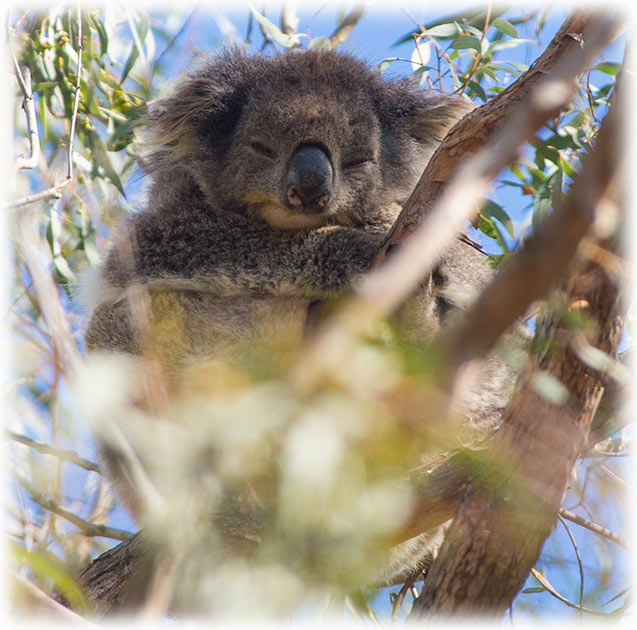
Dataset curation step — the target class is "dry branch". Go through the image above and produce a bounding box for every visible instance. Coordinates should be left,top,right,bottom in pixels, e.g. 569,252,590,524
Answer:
14,66,40,171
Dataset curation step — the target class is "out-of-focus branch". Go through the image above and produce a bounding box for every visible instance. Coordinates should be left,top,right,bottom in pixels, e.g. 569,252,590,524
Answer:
12,470,133,541
295,12,622,390
442,55,626,371
7,430,101,472
280,2,298,36
329,4,366,47
411,64,627,617
11,573,99,626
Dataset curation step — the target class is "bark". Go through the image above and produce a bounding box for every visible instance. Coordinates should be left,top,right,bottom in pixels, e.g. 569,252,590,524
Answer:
77,533,146,618
410,67,628,618
411,246,626,618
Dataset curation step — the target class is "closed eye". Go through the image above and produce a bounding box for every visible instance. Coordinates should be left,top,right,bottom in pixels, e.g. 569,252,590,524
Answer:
249,140,277,159
343,157,373,170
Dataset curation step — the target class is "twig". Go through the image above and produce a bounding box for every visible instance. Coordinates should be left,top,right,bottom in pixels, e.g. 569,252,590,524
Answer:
558,513,585,618
7,430,101,473
390,572,420,622
530,568,616,616
4,182,70,209
6,5,84,209
12,470,133,541
67,4,83,180
14,65,40,170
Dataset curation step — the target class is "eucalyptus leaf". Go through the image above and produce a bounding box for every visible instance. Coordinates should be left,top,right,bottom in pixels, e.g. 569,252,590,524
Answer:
249,5,299,48
491,17,518,38
450,35,481,52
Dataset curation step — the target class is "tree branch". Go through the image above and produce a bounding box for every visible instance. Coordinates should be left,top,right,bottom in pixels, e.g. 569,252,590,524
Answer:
358,12,622,316
7,430,101,473
12,469,133,541
14,65,40,171
410,70,627,617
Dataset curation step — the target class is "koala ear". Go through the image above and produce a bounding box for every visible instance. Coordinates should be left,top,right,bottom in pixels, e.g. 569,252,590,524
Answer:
142,77,226,164
140,53,253,171
409,94,474,144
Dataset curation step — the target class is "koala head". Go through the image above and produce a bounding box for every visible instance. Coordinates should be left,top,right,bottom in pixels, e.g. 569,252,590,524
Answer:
142,49,472,230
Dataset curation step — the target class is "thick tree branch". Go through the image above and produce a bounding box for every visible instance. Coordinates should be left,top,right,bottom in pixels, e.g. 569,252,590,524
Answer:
358,12,622,316
410,72,627,618
443,51,626,369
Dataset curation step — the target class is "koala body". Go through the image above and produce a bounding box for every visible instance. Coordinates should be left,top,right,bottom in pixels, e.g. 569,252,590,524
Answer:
83,49,514,593
85,49,477,370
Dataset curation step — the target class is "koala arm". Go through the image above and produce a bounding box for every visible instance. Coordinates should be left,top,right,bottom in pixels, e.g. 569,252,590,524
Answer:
95,206,387,306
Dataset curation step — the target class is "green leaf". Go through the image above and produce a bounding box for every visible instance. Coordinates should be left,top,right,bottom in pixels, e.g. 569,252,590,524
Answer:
375,57,399,74
594,61,620,76
486,38,536,54
390,8,498,46
88,130,126,196
249,5,299,48
11,544,89,613
90,11,109,57
484,61,528,77
424,23,459,38
491,17,518,38
120,12,150,84
482,200,514,238
450,35,481,52
531,174,555,232
467,80,487,102
478,215,510,253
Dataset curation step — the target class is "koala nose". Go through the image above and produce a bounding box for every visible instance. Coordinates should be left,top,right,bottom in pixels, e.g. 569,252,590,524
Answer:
285,145,333,215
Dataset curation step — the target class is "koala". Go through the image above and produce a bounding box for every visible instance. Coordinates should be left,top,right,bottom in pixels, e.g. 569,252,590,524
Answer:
82,49,514,594
84,50,476,363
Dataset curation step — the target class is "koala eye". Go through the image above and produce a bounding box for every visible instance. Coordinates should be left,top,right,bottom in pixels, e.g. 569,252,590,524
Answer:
343,157,373,170
249,139,277,159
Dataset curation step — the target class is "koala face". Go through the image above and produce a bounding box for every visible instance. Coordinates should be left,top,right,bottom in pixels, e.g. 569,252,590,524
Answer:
142,50,471,230
221,79,384,229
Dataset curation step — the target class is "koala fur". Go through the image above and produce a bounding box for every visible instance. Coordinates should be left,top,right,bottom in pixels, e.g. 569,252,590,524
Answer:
83,49,514,589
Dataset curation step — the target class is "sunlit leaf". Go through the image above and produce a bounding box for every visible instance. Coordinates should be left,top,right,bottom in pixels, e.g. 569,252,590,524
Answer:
491,17,518,38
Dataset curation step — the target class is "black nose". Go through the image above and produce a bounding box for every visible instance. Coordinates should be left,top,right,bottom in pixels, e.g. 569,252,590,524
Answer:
284,145,333,215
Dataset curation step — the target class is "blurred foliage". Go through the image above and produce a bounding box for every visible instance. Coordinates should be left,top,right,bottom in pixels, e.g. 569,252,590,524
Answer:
6,3,630,624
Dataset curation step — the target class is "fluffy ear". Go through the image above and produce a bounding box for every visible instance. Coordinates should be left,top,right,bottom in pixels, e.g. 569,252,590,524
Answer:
139,52,255,171
141,77,227,166
409,94,474,145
